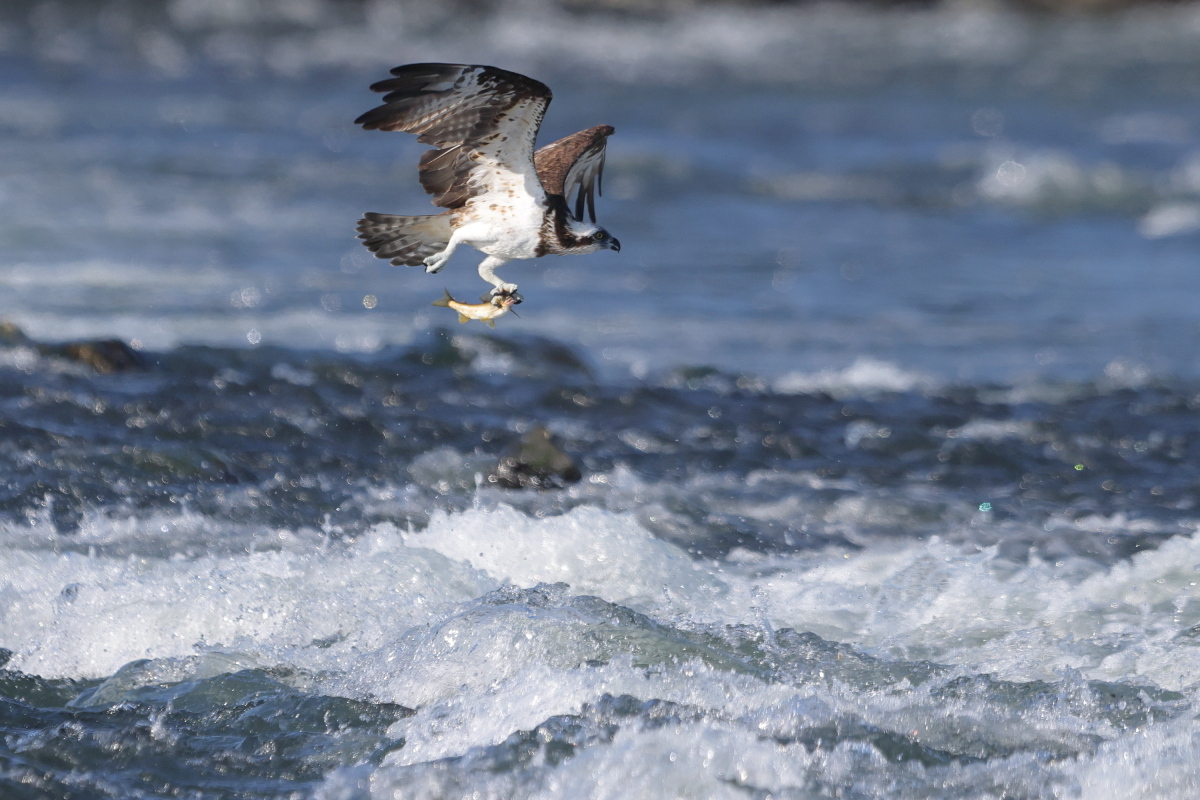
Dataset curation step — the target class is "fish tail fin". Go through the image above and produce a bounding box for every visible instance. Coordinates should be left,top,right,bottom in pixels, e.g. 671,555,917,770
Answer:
457,313,469,323
485,319,496,329
431,289,453,308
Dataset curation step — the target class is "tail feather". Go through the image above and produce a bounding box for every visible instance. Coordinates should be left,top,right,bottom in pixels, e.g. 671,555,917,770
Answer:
356,212,452,267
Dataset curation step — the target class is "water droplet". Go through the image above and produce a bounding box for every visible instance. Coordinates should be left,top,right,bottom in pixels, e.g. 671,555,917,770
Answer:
995,160,1026,187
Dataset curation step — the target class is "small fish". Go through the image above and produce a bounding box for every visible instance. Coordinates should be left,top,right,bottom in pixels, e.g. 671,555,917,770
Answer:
431,289,517,328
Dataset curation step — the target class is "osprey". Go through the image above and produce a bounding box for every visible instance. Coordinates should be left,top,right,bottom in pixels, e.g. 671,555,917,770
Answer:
354,63,620,299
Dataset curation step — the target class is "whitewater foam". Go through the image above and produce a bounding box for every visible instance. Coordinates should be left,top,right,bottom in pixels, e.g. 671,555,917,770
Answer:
3,501,1198,688
3,498,1199,797
774,358,933,397
0,523,494,678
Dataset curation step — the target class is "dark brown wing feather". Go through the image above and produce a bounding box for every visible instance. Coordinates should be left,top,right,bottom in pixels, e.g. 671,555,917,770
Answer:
355,63,552,209
534,125,614,223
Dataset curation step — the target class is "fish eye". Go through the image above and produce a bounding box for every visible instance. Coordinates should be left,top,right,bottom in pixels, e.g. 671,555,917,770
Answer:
593,231,605,241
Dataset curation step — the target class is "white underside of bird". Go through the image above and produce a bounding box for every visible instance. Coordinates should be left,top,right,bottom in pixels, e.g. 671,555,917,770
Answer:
422,174,548,294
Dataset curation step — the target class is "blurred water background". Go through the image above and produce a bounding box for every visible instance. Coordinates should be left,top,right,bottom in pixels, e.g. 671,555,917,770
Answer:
4,0,1200,797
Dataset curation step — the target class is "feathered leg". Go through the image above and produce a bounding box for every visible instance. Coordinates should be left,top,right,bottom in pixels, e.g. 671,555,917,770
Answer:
422,230,468,274
478,256,516,296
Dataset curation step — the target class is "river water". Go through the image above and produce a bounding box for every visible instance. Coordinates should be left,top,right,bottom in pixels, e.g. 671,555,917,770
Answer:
3,1,1200,797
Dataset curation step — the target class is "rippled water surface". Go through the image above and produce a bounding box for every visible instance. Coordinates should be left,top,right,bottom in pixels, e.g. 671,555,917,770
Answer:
4,1,1200,797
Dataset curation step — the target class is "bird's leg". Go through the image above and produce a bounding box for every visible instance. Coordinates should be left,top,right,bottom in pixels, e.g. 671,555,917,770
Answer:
477,256,517,297
423,231,465,274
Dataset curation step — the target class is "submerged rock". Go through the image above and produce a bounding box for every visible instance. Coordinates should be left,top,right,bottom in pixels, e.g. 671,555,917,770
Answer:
0,321,146,373
491,426,582,489
0,321,31,346
57,340,146,373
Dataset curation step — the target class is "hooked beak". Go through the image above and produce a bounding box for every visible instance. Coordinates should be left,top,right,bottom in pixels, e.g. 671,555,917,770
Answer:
605,237,621,253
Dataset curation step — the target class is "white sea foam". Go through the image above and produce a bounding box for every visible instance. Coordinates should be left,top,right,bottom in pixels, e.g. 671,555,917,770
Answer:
0,523,494,678
399,505,1200,692
952,418,1036,442
3,500,1200,794
1076,719,1200,800
774,358,933,396
976,148,1142,209
414,506,722,613
5,501,1198,689
1139,202,1200,239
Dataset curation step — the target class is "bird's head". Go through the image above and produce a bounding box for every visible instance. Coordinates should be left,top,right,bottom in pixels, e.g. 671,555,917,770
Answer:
566,220,621,254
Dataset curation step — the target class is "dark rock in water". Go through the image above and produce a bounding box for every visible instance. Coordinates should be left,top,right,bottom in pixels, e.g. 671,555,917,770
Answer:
0,321,31,346
491,426,582,489
0,321,146,373
57,340,146,373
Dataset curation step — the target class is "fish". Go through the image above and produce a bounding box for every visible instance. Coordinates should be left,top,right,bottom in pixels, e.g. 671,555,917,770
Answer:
431,289,518,328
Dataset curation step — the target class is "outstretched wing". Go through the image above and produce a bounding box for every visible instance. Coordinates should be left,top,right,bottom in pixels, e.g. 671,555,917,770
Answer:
355,63,552,209
533,125,614,222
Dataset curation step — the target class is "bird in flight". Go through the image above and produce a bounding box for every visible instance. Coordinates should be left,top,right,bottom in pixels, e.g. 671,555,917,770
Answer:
354,63,620,300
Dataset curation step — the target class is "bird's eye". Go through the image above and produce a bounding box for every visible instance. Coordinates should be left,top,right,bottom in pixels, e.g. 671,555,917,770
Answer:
593,231,605,241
